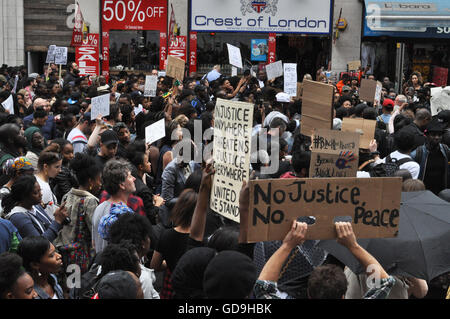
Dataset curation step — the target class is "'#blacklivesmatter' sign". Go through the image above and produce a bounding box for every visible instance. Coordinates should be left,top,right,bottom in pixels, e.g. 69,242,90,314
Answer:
190,0,332,34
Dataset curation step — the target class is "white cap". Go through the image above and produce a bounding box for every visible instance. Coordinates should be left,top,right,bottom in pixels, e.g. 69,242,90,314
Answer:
276,92,291,103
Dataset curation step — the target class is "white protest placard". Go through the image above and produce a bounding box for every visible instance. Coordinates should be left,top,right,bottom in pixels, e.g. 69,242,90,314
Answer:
1,94,14,115
430,86,450,116
90,93,110,120
266,60,283,81
374,81,383,106
12,75,19,93
46,45,56,64
55,47,68,65
284,63,297,97
226,43,243,69
144,75,158,97
145,118,166,144
210,98,254,223
231,66,237,77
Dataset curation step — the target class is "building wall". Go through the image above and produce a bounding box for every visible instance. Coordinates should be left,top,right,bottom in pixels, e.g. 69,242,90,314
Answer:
169,0,188,37
0,0,24,66
331,0,363,74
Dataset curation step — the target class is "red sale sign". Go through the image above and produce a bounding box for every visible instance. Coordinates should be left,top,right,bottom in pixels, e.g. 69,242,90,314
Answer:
189,32,197,75
169,36,186,61
102,0,167,31
268,33,276,64
101,0,168,80
76,34,100,77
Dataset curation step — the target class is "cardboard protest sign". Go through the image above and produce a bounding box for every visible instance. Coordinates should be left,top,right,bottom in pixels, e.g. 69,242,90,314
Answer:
54,47,68,65
266,60,283,81
90,93,110,120
226,43,243,69
166,55,185,81
241,177,402,243
430,86,450,116
145,118,166,144
359,79,377,104
283,63,297,97
1,94,14,115
347,60,361,71
46,45,57,64
310,129,359,178
144,75,158,97
210,98,253,223
300,80,334,137
341,118,376,149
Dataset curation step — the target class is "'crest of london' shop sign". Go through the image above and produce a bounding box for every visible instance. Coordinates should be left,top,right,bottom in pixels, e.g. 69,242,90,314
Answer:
191,0,331,34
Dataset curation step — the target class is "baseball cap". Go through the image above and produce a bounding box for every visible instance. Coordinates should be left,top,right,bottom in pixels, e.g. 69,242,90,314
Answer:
68,92,81,105
96,271,139,299
437,110,450,124
382,98,395,108
276,92,291,103
100,129,119,146
342,85,352,92
29,73,39,79
424,119,445,134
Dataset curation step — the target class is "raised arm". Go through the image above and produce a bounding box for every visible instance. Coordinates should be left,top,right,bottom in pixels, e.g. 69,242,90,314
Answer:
335,222,388,279
189,162,215,242
258,221,308,282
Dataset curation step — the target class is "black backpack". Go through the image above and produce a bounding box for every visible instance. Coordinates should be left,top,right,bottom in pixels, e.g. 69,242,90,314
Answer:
369,154,414,177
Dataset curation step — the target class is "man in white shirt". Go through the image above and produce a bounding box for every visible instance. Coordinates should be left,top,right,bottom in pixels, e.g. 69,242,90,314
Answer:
67,112,95,154
373,127,420,179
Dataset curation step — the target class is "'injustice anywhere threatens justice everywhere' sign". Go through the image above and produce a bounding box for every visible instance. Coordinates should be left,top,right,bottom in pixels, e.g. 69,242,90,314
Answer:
211,99,253,223
242,177,402,243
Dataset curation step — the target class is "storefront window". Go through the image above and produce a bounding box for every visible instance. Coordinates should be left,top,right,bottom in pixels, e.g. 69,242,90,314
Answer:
197,32,268,75
196,32,329,80
109,30,160,72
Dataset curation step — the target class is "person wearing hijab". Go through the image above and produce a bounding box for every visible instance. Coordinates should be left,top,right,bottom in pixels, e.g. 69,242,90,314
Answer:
24,127,46,170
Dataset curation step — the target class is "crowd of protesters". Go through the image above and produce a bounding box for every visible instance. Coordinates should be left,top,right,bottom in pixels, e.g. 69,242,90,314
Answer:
0,60,449,300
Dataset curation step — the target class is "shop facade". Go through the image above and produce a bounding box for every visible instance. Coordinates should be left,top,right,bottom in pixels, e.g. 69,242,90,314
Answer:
362,0,450,91
188,0,333,80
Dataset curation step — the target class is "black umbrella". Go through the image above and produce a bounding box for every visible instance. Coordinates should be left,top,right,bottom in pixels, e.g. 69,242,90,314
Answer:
318,190,450,281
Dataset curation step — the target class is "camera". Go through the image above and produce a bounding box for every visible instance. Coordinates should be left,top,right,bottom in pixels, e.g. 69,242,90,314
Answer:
62,216,71,226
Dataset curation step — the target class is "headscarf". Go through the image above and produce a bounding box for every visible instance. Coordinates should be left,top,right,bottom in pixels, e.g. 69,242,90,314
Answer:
24,126,44,156
2,156,34,178
98,202,134,240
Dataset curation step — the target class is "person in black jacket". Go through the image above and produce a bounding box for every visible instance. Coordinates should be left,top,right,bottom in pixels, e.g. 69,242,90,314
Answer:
48,139,78,203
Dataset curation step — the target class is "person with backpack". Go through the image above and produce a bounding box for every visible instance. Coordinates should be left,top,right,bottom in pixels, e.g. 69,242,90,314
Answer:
370,128,420,178
410,120,450,195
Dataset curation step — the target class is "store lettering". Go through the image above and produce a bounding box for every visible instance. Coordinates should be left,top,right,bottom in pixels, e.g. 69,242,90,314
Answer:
194,15,327,30
195,16,242,26
437,27,450,34
268,17,327,29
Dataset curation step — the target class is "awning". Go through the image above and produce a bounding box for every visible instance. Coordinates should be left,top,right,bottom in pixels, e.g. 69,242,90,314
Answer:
364,0,450,29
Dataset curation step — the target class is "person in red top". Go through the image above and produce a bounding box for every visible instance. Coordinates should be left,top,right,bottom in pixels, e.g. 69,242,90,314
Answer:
99,190,146,217
280,151,311,179
336,74,351,95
